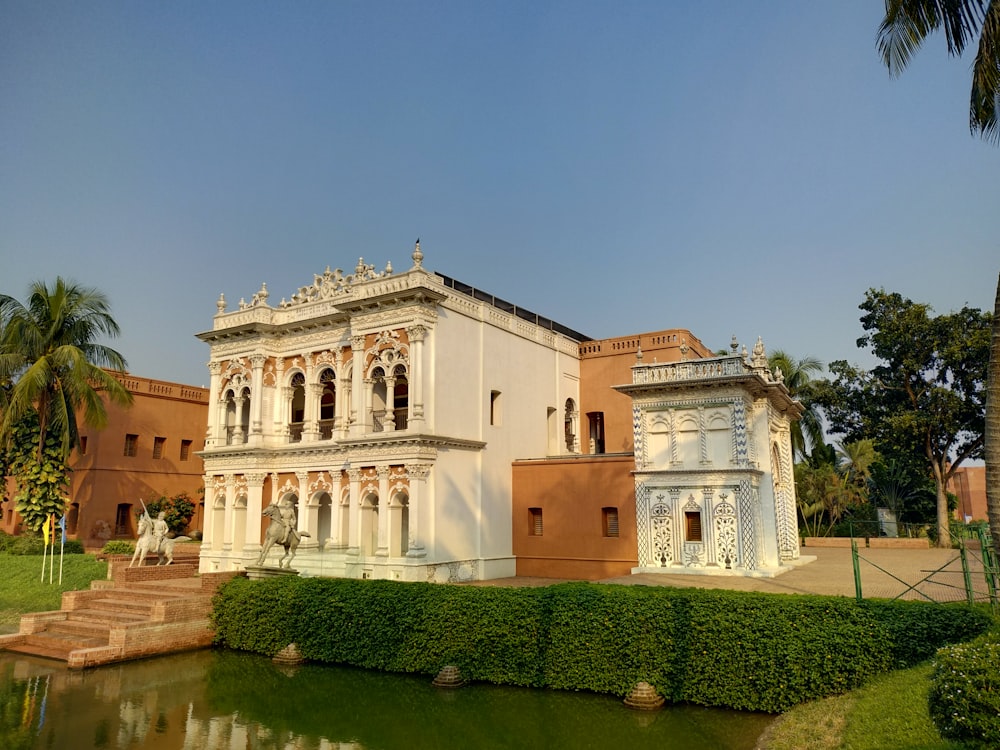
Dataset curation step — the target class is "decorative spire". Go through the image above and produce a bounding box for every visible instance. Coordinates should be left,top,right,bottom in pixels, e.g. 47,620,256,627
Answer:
356,257,366,276
412,238,423,269
385,260,393,274
636,346,643,362
679,338,689,361
730,334,739,354
216,293,226,314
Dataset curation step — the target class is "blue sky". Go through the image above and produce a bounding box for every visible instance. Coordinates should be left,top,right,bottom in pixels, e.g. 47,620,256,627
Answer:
2,1,996,387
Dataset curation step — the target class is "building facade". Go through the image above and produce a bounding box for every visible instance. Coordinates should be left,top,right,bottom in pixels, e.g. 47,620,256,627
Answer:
198,243,804,582
1,374,208,548
196,244,585,581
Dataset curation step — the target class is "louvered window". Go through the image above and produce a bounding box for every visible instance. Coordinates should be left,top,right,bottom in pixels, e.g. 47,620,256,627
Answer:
602,507,619,537
529,507,543,536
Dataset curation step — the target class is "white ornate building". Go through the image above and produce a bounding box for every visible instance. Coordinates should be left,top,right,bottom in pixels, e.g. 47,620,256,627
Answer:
197,242,805,581
617,337,804,577
196,243,586,581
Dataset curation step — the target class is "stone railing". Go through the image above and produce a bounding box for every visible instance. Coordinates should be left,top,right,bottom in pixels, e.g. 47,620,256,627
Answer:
631,356,748,385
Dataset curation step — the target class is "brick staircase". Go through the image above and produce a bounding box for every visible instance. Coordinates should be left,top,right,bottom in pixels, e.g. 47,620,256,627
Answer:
0,556,241,669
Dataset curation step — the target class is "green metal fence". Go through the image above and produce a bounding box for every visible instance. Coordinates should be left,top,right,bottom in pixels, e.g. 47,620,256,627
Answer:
848,524,999,613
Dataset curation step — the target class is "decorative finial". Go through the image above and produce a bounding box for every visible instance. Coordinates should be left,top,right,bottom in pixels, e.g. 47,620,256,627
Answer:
730,334,739,354
356,257,366,276
412,238,423,269
385,260,393,274
636,346,643,362
216,293,226,314
679,338,689,361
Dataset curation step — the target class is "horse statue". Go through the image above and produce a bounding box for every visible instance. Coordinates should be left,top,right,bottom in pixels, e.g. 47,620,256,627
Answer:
256,503,309,569
129,514,192,567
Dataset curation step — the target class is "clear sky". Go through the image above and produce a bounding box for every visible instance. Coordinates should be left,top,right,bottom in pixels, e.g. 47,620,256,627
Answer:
2,1,997,387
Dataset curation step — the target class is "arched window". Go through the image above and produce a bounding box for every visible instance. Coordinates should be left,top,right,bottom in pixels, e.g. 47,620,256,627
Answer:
319,368,336,439
289,373,305,442
393,364,409,430
370,367,387,432
564,398,578,452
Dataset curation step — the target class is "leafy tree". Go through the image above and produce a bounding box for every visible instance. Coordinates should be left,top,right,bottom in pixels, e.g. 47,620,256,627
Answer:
5,413,70,533
140,491,197,536
815,289,990,546
768,350,825,461
0,278,132,532
878,0,1000,143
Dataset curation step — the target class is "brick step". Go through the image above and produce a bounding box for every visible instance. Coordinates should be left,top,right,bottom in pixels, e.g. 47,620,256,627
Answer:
86,596,158,614
122,578,205,596
46,618,111,639
26,630,107,652
68,608,150,625
5,640,76,661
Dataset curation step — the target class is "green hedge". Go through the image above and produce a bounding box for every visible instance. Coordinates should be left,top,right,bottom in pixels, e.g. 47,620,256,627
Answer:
211,578,992,713
929,627,1000,748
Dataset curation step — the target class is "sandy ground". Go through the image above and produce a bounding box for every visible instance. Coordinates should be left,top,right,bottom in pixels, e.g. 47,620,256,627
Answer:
474,545,996,603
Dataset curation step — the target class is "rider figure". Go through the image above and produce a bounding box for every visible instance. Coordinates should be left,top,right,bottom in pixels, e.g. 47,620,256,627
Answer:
278,499,297,545
151,511,169,554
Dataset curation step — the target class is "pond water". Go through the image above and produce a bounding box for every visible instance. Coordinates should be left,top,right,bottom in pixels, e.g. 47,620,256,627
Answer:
1,649,774,749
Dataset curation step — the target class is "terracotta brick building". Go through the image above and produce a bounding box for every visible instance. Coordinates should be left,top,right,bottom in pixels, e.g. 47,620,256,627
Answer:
1,374,208,548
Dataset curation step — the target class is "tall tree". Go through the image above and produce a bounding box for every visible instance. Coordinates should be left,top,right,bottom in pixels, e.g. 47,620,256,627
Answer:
987,272,1000,559
878,0,1000,143
815,288,990,547
0,278,132,530
768,350,825,462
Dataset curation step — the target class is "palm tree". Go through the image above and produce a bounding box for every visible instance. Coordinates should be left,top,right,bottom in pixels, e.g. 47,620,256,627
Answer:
769,350,825,461
0,278,133,462
878,0,1000,143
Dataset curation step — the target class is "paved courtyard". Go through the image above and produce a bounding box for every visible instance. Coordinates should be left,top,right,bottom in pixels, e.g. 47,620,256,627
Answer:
482,544,996,604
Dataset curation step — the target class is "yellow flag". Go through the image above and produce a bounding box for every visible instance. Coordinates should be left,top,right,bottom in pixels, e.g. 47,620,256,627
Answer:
42,516,50,545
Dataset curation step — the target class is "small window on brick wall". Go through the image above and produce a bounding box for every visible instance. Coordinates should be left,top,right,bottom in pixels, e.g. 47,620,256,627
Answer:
685,511,703,542
153,436,166,459
602,507,619,537
180,439,192,461
79,436,88,455
529,507,543,536
124,434,138,458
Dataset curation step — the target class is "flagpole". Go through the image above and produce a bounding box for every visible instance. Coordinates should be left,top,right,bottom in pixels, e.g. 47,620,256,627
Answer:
59,515,66,585
49,515,55,584
40,519,48,583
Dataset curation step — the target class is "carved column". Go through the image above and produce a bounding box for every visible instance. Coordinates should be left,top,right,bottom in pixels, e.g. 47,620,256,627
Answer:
363,377,374,432
244,473,266,555
376,466,390,556
338,375,352,436
222,474,236,552
404,463,429,558
346,468,363,555
206,362,223,448
295,470,314,547
406,324,426,429
273,358,286,438
304,383,323,441
249,355,266,446
383,376,396,431
702,487,718,567
232,394,247,445
350,336,366,436
202,474,218,552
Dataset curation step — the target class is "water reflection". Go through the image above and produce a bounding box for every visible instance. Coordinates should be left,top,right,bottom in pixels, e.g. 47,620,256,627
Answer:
1,649,773,749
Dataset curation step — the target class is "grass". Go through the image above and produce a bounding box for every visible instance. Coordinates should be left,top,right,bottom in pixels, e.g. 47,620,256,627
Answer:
759,663,974,749
0,551,108,630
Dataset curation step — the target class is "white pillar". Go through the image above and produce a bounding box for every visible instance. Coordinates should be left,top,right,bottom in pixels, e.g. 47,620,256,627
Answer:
406,324,426,429
405,463,429,558
350,335,366,436
376,466,390,556
249,355,266,446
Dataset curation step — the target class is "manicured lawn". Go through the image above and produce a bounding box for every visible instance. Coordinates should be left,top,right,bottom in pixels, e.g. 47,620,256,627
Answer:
759,663,972,749
0,552,108,630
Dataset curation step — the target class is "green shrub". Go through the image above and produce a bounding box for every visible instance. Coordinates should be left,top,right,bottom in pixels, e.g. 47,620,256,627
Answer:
212,578,992,713
101,540,135,555
929,628,1000,748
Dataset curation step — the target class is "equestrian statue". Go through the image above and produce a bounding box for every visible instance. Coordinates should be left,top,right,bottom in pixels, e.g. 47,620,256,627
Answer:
130,501,191,567
256,499,310,569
